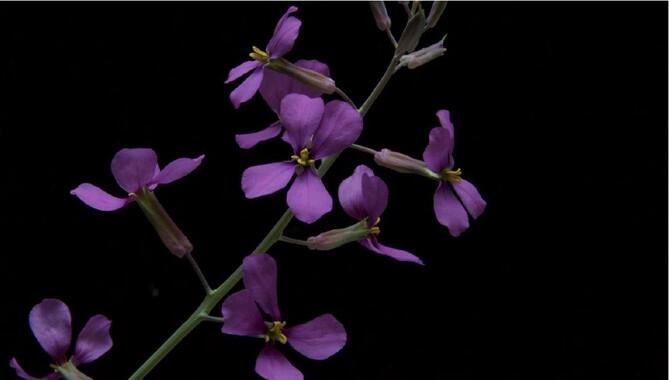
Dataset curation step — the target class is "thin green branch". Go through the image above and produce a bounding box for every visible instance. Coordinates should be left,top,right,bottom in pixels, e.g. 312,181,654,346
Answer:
185,253,211,294
279,236,310,247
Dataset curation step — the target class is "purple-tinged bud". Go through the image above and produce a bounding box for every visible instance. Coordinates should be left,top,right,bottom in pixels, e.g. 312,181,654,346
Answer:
426,1,448,29
369,2,392,31
374,148,441,180
133,188,193,258
399,36,447,69
307,220,371,251
396,9,426,54
267,58,336,94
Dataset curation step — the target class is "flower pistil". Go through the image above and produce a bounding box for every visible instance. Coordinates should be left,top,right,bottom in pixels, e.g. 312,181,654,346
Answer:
264,321,288,344
249,46,270,64
291,148,315,167
441,168,462,183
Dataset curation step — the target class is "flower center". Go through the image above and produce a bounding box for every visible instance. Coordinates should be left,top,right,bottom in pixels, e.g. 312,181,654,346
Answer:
249,46,270,64
291,148,315,167
369,217,381,235
264,321,288,344
441,168,462,183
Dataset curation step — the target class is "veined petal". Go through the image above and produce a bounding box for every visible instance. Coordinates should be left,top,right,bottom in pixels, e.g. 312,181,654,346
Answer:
423,126,454,173
453,178,486,219
241,162,295,199
287,168,332,224
260,59,330,113
255,345,303,380
230,67,264,109
337,165,373,221
9,358,58,380
236,121,282,149
311,100,363,159
221,290,266,337
279,94,324,151
72,315,112,365
243,253,281,321
284,314,346,360
266,6,301,58
359,237,424,265
70,183,130,211
151,155,205,186
433,182,469,237
111,148,158,193
361,172,388,226
29,299,72,364
225,60,261,84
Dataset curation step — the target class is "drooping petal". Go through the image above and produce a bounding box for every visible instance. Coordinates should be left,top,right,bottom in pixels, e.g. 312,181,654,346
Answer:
359,237,424,265
9,358,58,380
284,314,346,360
433,182,469,237
230,67,264,109
422,126,454,173
243,253,281,320
287,168,332,224
110,148,159,193
255,345,303,380
310,100,363,159
150,155,204,186
241,161,296,199
236,121,283,149
337,165,374,221
221,289,266,337
29,299,72,364
279,94,324,151
266,6,301,58
71,315,112,365
361,173,388,226
70,183,130,211
225,60,262,84
260,60,331,114
452,179,486,219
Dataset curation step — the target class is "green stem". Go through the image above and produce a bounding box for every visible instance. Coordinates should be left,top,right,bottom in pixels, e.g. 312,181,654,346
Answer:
350,143,379,155
185,253,211,294
279,236,310,247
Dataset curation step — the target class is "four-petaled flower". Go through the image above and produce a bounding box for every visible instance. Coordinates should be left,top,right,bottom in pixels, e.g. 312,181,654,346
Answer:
10,299,112,380
338,165,424,265
423,110,486,236
241,93,363,223
221,253,346,380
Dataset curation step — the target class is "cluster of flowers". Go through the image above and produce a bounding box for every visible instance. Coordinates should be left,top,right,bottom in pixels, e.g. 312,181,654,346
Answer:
10,3,485,380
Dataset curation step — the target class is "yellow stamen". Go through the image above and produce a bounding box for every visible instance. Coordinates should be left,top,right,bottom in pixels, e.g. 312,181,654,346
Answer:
291,148,315,167
369,217,381,235
249,46,270,64
263,321,288,344
441,168,462,183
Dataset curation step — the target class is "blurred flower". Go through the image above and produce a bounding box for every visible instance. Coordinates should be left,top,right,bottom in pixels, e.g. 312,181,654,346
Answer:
369,2,392,31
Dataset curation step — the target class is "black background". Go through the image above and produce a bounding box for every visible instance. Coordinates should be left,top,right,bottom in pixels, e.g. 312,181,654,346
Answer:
0,2,666,379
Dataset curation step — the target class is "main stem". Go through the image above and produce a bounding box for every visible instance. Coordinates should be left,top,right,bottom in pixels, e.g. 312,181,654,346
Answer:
128,52,400,380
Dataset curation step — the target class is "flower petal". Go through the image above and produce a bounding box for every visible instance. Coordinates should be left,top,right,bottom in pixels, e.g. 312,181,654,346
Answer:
284,314,346,360
225,60,261,84
230,67,264,109
279,94,324,151
9,358,58,380
287,168,332,224
423,126,454,173
241,161,295,199
71,315,112,365
243,253,281,320
29,299,72,364
236,121,283,149
70,183,130,211
337,165,373,221
266,6,301,58
311,100,363,159
359,237,424,265
221,289,266,337
452,179,486,219
111,148,158,193
151,155,204,186
361,172,388,226
433,182,469,237
255,345,303,380
260,60,330,114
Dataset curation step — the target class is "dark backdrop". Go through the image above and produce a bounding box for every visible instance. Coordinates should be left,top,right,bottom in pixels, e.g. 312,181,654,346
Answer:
0,2,666,380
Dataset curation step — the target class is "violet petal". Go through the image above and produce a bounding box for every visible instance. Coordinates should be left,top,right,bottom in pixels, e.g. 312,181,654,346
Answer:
225,60,262,84
9,358,58,380
230,67,264,109
361,172,388,226
310,100,363,159
279,94,324,152
72,315,113,365
29,299,72,364
337,165,374,221
236,121,283,149
221,289,266,337
70,183,130,211
452,178,486,219
260,59,330,114
284,314,346,360
433,182,469,237
111,148,158,193
266,6,301,58
423,126,453,173
255,345,303,380
241,161,295,199
360,237,424,265
243,253,281,321
151,155,204,186
287,168,332,224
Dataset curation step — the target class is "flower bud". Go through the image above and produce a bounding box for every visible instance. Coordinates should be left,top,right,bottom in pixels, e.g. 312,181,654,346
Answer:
426,1,447,29
267,58,336,94
307,220,371,251
396,9,426,54
374,148,441,180
369,2,392,31
133,188,193,258
399,36,446,69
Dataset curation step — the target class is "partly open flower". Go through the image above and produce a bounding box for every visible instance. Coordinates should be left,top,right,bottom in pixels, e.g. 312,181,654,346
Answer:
221,254,346,380
10,299,112,380
241,94,363,223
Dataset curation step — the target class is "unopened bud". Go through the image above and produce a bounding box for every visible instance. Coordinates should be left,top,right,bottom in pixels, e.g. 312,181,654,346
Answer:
133,188,193,258
396,9,426,54
399,36,446,69
369,2,392,31
426,1,448,29
267,58,336,94
307,220,371,251
374,148,440,180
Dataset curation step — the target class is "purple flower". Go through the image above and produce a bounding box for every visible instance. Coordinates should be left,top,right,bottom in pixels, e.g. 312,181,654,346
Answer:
221,254,346,380
225,6,302,109
236,59,331,150
337,165,424,265
423,110,486,236
10,299,112,380
241,94,363,224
